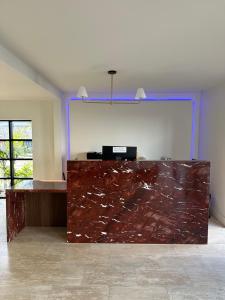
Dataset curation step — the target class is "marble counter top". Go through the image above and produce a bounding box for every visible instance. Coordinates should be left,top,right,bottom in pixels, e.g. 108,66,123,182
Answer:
6,180,67,193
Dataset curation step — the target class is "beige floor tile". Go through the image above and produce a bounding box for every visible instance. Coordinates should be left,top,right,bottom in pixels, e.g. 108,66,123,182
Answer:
168,285,225,300
0,284,109,300
109,286,169,300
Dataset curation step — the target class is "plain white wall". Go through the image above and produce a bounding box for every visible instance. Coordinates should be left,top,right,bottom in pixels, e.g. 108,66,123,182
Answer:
52,99,66,179
60,98,70,176
199,85,225,225
0,100,62,180
70,101,192,160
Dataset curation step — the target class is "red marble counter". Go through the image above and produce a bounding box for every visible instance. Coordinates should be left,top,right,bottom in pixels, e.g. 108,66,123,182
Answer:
67,160,210,244
6,180,67,242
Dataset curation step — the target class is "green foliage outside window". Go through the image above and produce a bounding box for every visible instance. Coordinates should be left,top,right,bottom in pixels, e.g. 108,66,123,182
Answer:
0,122,33,183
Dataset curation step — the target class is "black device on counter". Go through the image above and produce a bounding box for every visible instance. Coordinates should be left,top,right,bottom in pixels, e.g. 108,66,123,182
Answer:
102,146,137,161
87,152,103,160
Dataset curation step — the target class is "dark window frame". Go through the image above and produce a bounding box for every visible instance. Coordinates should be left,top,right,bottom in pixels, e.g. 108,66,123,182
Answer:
0,120,33,198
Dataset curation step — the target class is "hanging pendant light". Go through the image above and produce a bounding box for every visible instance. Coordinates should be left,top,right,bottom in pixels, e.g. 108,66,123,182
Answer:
135,88,147,100
76,71,147,104
76,86,88,100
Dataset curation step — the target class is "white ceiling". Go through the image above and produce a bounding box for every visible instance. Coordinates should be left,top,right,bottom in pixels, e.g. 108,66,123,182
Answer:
0,0,225,98
0,62,57,101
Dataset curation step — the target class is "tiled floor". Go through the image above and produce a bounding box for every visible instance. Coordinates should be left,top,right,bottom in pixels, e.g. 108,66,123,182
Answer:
0,198,225,299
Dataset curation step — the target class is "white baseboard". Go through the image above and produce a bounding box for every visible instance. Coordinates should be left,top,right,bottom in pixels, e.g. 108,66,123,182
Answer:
211,207,225,226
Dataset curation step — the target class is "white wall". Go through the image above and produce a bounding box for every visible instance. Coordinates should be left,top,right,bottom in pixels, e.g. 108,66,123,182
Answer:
52,99,66,179
199,85,225,225
0,100,62,180
60,98,70,176
70,101,193,160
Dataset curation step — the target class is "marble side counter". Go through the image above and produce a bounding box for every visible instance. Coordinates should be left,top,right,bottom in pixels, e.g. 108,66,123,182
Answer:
6,180,67,242
67,160,210,244
6,180,67,193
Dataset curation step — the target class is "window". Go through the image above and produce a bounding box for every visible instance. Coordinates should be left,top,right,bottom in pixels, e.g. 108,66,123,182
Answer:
0,121,33,198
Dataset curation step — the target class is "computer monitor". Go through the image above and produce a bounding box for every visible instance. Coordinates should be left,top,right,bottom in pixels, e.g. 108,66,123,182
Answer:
102,146,137,161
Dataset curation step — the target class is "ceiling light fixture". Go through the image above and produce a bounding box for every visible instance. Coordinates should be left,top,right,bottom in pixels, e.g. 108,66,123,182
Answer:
76,86,88,99
76,70,147,104
135,88,147,100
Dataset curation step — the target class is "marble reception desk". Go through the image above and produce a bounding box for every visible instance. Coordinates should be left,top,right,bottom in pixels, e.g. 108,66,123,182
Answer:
6,160,210,244
67,160,210,244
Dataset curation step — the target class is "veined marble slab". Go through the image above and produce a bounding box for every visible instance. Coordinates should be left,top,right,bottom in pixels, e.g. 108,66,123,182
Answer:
67,160,210,244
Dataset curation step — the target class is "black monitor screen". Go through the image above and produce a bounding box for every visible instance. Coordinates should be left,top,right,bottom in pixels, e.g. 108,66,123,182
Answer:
102,146,137,161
